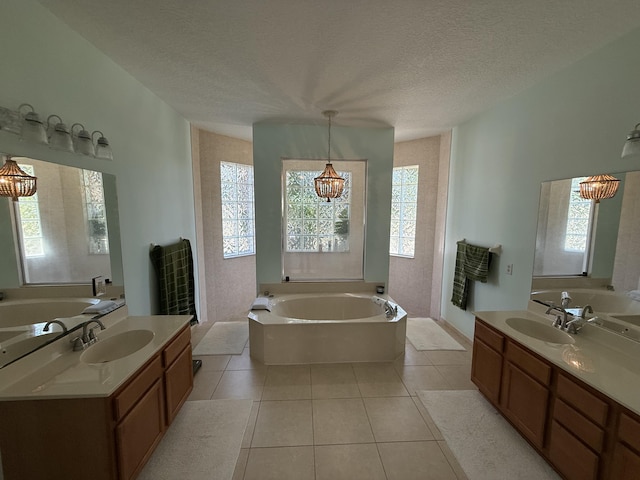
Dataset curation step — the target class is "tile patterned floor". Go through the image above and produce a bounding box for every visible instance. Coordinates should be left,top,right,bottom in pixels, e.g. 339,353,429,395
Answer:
187,319,474,480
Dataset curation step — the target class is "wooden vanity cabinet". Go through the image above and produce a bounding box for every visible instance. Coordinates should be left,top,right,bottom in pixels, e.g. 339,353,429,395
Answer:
0,323,193,480
612,411,640,480
500,341,551,449
471,321,504,404
472,317,640,480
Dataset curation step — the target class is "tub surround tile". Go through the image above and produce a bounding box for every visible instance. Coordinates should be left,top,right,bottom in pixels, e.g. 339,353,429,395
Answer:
243,446,315,480
313,398,375,445
364,396,433,442
378,441,458,480
314,444,386,480
251,400,313,447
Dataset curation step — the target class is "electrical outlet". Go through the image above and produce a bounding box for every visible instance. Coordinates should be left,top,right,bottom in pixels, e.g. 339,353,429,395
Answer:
506,264,513,275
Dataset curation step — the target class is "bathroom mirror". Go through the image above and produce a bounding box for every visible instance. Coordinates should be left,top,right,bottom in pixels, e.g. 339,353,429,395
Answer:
6,157,123,286
0,154,125,367
532,169,640,293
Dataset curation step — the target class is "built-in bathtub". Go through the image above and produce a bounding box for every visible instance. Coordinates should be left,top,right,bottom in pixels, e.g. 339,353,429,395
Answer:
248,293,407,364
0,298,100,328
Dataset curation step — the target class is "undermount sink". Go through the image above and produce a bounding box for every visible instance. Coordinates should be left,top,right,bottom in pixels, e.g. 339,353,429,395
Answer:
506,317,575,344
81,329,155,364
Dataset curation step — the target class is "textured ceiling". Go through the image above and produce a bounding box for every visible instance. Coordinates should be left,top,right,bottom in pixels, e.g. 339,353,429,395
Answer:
38,0,640,141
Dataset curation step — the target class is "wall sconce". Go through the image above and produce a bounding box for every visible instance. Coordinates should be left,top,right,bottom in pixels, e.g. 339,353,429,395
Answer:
92,131,113,160
71,123,95,156
622,122,640,159
579,174,620,203
19,104,48,145
314,110,345,202
47,115,74,152
0,103,113,160
0,154,38,201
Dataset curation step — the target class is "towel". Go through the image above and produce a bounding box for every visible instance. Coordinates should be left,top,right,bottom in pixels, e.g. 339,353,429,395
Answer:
82,300,117,315
451,240,491,310
251,297,271,311
150,238,198,324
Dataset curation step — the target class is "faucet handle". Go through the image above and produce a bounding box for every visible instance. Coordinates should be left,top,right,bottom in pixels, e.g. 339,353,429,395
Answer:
71,336,86,351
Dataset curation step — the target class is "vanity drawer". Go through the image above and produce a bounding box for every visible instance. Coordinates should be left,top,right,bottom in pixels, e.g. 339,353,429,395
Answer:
553,399,604,453
505,341,551,386
618,412,640,452
474,319,504,353
556,374,609,427
114,355,163,421
549,420,600,480
163,325,191,367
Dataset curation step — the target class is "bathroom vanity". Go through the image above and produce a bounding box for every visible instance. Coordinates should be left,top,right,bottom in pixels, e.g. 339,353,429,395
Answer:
471,311,640,480
0,314,193,480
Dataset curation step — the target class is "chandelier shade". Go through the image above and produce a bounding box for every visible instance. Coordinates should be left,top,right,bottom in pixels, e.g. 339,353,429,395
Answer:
0,156,38,201
578,174,620,203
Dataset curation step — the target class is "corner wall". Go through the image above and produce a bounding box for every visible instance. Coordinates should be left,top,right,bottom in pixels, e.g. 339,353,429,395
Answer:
252,123,394,288
443,27,640,338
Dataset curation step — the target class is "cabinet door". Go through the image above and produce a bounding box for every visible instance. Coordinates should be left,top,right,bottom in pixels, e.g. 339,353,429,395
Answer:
116,380,165,480
471,338,503,405
612,443,640,480
501,362,549,448
165,345,193,424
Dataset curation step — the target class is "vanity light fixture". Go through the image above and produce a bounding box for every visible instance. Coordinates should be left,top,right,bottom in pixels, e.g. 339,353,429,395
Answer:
0,103,114,160
314,110,345,202
622,122,640,159
579,174,620,203
0,155,37,201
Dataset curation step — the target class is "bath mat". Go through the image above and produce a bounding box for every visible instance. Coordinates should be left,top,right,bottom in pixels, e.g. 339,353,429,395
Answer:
193,320,248,355
406,317,465,351
417,390,559,480
138,399,252,480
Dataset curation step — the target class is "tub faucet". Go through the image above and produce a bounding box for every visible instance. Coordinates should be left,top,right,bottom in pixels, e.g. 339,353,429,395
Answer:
43,320,68,334
384,301,397,318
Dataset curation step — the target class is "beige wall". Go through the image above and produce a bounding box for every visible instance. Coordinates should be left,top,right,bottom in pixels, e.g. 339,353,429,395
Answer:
389,134,450,317
192,128,256,323
613,171,640,292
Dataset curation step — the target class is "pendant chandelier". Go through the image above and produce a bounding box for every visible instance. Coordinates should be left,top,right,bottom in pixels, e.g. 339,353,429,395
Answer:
579,174,620,203
314,110,345,202
0,155,37,201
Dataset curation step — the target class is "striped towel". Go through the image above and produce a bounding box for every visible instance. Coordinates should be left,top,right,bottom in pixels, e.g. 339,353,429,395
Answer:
451,240,491,310
150,238,198,324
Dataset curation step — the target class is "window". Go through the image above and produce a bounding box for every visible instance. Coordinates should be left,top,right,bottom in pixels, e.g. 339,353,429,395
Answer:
284,170,351,253
564,177,592,252
16,164,44,258
82,169,110,254
390,165,419,257
220,162,255,258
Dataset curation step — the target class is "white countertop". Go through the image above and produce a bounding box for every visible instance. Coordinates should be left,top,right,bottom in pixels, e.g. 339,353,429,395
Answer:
0,314,191,400
474,309,640,415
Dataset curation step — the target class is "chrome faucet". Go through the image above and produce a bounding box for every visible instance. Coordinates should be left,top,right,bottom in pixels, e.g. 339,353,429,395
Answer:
384,301,398,318
566,315,601,334
43,319,68,334
545,304,570,330
82,319,106,344
72,319,106,351
580,305,594,319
